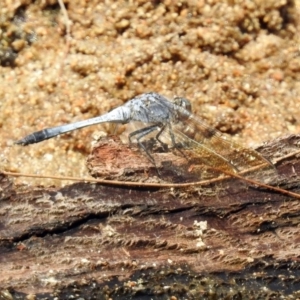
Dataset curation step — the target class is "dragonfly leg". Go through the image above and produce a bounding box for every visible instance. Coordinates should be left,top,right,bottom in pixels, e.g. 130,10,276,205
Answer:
128,124,160,165
153,124,168,151
156,121,189,160
128,125,165,176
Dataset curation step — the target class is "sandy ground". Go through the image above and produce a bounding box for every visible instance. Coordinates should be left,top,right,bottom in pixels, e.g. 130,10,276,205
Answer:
1,0,300,186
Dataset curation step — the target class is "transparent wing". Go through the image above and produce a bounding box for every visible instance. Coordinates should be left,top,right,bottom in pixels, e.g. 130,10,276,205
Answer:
156,106,276,181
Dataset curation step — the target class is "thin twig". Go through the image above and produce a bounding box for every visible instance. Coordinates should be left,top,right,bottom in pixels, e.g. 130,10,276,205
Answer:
57,0,72,78
3,167,300,200
4,148,300,198
57,0,71,43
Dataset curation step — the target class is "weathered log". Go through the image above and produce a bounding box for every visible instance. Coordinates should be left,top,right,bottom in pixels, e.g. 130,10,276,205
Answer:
1,135,300,299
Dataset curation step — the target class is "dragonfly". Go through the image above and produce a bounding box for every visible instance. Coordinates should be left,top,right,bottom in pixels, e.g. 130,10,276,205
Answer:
16,92,275,181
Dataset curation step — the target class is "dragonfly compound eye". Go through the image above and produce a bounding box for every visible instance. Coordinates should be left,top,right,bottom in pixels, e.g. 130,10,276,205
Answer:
173,97,192,112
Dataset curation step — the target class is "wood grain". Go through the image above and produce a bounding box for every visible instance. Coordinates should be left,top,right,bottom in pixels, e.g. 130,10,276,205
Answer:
1,135,300,298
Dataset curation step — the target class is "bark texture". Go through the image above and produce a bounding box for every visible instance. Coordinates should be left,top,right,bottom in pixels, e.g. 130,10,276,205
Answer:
1,135,300,299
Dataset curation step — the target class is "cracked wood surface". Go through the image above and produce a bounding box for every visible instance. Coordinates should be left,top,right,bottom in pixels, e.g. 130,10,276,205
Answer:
1,135,300,299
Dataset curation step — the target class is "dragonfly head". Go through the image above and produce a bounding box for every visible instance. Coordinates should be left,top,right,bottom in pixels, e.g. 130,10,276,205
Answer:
173,96,192,113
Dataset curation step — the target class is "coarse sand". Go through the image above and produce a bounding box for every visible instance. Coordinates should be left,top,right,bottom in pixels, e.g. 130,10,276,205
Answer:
1,0,300,186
